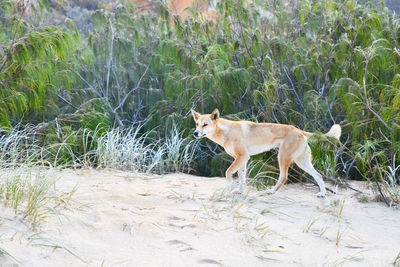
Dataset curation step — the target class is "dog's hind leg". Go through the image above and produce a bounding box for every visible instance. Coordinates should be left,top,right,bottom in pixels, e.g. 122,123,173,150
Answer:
294,145,326,197
266,153,291,194
267,136,303,194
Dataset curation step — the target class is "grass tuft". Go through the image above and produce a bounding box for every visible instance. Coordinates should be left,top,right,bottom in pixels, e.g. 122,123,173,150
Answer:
0,168,76,230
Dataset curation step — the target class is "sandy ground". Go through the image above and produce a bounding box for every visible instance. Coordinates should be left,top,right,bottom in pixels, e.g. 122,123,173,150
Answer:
1,169,399,267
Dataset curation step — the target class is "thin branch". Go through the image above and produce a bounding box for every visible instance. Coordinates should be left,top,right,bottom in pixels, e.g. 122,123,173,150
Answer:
323,176,363,194
362,64,390,131
1,64,26,84
113,63,150,113
378,127,391,143
67,66,102,98
112,64,123,113
57,94,78,110
289,167,336,194
325,97,335,123
106,18,115,98
284,67,305,112
373,177,390,207
0,53,11,74
131,94,142,126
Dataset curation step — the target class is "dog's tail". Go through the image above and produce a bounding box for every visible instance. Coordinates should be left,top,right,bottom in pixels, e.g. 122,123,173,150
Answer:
302,124,341,140
325,124,341,140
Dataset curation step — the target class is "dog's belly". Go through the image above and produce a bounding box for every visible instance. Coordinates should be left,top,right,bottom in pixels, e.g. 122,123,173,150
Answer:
247,144,279,156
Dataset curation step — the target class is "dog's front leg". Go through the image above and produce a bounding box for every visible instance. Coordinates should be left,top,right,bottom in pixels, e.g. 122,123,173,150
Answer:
224,154,249,193
235,164,247,194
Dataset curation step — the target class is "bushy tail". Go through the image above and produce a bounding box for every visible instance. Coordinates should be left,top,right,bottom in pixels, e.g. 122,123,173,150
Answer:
325,124,341,140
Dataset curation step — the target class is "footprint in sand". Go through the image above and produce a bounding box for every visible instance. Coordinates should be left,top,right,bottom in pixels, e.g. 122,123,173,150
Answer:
122,222,135,235
169,222,197,229
168,216,183,221
167,239,195,252
198,258,222,266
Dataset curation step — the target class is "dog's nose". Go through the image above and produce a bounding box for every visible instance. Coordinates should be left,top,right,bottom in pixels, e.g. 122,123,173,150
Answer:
194,131,199,137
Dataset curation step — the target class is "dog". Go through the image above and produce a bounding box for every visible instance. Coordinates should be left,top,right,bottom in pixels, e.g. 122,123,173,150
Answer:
191,108,341,197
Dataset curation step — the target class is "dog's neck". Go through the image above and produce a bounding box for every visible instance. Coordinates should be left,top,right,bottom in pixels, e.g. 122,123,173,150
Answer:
207,119,229,146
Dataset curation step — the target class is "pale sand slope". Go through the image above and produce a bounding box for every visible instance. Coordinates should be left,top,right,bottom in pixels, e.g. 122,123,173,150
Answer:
1,169,399,267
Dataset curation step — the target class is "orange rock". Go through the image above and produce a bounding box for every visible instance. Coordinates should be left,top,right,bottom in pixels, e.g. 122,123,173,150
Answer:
169,0,217,24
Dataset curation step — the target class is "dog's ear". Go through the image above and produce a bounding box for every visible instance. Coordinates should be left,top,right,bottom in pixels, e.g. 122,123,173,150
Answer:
191,109,200,121
211,108,219,120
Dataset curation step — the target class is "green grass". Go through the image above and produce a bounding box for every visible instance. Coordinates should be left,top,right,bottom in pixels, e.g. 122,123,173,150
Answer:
393,251,400,266
0,168,76,230
95,124,197,174
27,233,87,263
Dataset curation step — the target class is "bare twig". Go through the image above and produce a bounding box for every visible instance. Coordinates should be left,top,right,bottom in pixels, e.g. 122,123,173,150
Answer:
57,94,78,110
373,177,390,207
325,97,335,123
130,89,143,126
283,67,305,112
106,18,115,98
323,175,363,194
68,66,102,98
113,63,150,113
112,64,123,113
362,60,390,131
289,167,336,194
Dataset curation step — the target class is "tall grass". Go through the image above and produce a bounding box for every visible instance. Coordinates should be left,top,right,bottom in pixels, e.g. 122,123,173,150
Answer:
0,125,41,168
96,125,197,174
376,159,400,206
0,123,197,174
96,127,154,171
162,125,198,173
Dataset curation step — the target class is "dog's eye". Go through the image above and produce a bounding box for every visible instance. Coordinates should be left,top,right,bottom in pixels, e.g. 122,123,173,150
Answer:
203,123,208,127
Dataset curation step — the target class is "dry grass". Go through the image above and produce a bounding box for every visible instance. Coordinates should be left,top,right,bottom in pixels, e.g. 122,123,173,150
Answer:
0,168,76,230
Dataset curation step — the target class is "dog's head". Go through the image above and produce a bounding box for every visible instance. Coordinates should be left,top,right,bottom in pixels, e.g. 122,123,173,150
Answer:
190,108,219,139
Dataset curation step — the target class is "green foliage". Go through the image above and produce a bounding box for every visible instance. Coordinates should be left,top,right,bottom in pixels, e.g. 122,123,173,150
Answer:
141,0,400,184
0,0,80,127
0,0,399,195
308,133,341,178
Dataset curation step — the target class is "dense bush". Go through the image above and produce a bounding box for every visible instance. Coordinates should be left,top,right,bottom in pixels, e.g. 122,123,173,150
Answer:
0,0,399,204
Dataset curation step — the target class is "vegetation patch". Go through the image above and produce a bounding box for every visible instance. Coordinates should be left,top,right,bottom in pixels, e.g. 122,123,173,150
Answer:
0,0,399,208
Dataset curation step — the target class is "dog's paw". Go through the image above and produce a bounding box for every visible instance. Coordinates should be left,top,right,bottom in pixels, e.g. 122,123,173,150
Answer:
316,192,326,198
266,189,276,194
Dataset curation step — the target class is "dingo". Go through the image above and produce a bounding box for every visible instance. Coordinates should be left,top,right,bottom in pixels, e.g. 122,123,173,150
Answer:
191,108,341,197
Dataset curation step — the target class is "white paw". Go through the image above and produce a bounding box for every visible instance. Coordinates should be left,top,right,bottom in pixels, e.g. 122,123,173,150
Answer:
266,189,276,194
316,192,326,198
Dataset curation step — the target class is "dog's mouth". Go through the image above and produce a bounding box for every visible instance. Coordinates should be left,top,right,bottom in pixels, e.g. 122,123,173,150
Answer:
194,132,206,139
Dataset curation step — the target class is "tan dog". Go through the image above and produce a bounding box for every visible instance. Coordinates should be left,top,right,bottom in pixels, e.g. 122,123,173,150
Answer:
191,108,341,197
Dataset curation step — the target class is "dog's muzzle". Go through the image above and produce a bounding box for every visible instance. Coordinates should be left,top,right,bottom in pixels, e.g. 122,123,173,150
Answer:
193,131,204,139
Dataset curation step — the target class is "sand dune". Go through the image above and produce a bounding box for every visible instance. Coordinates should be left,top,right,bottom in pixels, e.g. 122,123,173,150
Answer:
1,169,399,266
